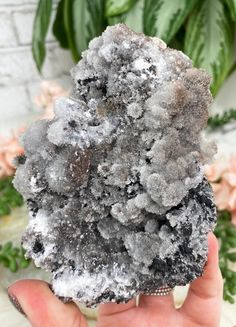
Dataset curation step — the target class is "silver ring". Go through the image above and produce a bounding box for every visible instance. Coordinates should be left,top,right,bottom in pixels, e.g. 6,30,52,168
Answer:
144,286,173,296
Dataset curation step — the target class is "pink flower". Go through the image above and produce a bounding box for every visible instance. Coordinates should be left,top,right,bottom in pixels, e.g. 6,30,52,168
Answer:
211,181,231,210
35,81,68,120
205,160,228,182
0,132,24,178
231,211,236,226
206,155,236,226
0,81,68,178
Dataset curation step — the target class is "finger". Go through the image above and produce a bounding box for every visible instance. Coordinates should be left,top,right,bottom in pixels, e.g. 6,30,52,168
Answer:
8,279,88,327
98,298,136,316
180,233,223,323
98,298,139,327
139,291,175,309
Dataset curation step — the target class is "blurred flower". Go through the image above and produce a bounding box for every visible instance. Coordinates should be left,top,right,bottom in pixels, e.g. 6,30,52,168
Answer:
35,80,68,120
0,81,68,178
0,131,24,178
205,160,228,182
206,155,236,226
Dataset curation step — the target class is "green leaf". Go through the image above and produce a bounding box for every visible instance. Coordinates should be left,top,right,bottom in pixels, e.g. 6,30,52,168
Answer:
9,195,23,207
218,210,232,222
168,25,185,51
105,0,138,17
223,269,234,279
226,226,236,238
221,243,232,252
32,0,53,72
0,177,23,217
86,0,107,41
226,226,236,240
8,258,17,273
19,258,31,269
228,295,235,304
230,271,236,280
0,243,31,272
11,248,20,257
227,252,236,262
2,242,12,252
208,108,236,129
64,0,106,62
0,257,9,268
225,0,236,21
63,0,80,62
108,0,144,33
229,284,236,295
143,0,198,43
226,293,235,304
0,202,10,216
20,259,30,269
184,0,234,96
53,0,69,49
227,236,236,248
214,228,221,238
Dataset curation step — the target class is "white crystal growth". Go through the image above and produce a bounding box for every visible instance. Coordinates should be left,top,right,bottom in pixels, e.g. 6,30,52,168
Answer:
13,24,216,306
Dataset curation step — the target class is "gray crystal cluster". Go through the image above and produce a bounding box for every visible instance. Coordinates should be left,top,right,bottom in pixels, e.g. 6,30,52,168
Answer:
14,24,216,307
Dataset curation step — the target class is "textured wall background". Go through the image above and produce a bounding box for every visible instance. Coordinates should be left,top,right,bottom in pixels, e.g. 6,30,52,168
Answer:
0,0,236,151
0,0,73,136
0,2,236,327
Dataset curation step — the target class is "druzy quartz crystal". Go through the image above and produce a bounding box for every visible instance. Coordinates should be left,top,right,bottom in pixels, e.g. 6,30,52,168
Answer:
14,24,216,307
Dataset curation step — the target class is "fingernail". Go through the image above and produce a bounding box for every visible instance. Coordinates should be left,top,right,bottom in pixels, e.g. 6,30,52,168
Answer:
48,283,73,304
7,290,26,316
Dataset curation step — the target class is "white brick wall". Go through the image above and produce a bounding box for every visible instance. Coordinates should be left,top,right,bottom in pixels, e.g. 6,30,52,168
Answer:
0,85,30,119
0,12,17,47
13,9,39,45
0,0,73,136
0,1,38,5
13,7,56,45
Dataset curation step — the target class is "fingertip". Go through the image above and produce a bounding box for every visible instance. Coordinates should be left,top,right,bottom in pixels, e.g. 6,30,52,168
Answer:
179,232,223,324
8,279,88,327
8,280,51,324
8,279,47,298
8,279,50,316
139,293,174,309
206,232,220,272
99,298,136,316
208,232,219,256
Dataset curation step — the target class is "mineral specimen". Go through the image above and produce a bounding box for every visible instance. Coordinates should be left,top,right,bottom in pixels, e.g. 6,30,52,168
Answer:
13,24,216,307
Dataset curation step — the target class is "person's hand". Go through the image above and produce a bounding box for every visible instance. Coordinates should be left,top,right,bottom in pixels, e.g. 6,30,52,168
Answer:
8,233,223,327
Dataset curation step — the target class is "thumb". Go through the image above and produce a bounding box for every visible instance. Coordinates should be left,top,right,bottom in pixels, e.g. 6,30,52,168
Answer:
180,233,223,326
8,279,88,327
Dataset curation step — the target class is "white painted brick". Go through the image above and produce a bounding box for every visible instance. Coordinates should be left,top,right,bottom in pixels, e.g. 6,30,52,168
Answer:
0,0,37,5
27,75,71,100
212,70,236,114
0,0,72,137
0,85,30,120
0,47,39,85
26,74,71,112
53,75,71,90
0,12,17,47
0,112,37,137
25,80,45,114
12,10,35,45
42,46,74,78
13,9,55,45
0,44,72,86
0,0,58,7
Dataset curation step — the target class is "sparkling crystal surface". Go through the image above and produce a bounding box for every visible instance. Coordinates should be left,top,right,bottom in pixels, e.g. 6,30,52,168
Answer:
14,24,216,306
